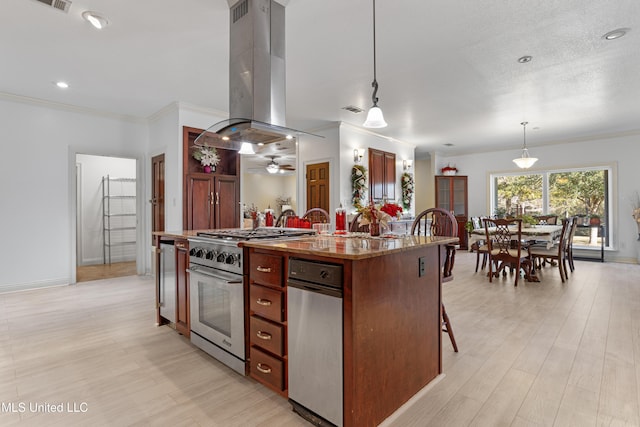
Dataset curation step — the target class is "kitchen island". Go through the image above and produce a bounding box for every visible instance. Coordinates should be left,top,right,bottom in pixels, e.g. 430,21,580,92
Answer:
242,233,458,427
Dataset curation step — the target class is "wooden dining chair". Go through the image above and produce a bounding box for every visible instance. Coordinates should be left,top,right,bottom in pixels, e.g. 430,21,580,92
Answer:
529,217,572,282
275,209,296,227
412,208,458,352
564,216,579,273
349,211,370,232
483,218,531,287
470,216,488,272
302,208,330,225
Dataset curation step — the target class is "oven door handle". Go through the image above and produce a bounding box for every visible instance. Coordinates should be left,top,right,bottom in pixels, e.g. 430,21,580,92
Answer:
186,267,243,284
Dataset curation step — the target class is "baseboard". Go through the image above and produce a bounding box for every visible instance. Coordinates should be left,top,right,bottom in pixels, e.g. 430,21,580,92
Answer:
0,278,70,294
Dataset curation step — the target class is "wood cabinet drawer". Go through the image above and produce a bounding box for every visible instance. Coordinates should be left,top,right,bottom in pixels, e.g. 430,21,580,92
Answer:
250,284,284,322
250,252,284,287
250,347,284,391
250,315,284,357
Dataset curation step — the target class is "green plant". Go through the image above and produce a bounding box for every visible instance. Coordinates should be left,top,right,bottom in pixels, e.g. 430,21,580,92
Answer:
518,214,537,227
464,220,474,233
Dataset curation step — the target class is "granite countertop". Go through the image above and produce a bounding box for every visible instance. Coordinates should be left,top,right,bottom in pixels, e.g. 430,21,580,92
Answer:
241,234,459,260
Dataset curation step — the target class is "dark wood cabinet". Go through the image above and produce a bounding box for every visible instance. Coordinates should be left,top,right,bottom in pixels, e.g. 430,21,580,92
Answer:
369,148,396,203
247,250,287,395
183,126,240,230
175,239,190,337
186,173,239,230
435,175,468,249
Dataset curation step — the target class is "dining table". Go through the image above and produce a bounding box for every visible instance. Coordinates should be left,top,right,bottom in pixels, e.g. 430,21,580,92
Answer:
468,224,564,250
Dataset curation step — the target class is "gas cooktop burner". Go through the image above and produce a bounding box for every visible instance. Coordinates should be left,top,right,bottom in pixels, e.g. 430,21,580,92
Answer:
197,227,315,241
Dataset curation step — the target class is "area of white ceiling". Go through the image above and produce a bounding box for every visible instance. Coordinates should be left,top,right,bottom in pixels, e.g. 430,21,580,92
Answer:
2,0,639,157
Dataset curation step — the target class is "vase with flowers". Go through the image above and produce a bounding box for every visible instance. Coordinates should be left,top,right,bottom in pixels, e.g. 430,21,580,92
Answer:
192,146,220,173
358,201,403,236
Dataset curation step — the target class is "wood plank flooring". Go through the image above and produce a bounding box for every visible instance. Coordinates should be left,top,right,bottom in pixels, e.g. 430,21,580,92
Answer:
76,261,137,282
1,253,639,426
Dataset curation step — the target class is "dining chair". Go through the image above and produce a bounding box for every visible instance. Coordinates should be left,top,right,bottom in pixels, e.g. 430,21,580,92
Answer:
529,217,572,282
412,208,458,352
483,218,532,287
275,209,296,227
564,216,578,273
302,208,330,225
349,211,370,232
470,216,489,272
533,214,559,225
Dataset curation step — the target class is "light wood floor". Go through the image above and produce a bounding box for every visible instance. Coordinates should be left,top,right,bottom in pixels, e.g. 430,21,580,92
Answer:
1,253,639,426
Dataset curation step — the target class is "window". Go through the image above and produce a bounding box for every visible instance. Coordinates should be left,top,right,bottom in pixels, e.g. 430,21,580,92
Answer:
490,165,613,250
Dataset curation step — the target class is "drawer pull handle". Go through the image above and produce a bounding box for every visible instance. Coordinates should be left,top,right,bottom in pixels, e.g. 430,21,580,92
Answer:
256,298,272,306
256,331,272,340
256,363,272,374
256,266,272,273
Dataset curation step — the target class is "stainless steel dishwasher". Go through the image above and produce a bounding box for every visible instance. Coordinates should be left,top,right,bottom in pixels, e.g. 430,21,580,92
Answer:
287,258,343,427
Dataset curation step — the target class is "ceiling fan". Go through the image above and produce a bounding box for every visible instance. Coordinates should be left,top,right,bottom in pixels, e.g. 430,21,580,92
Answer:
264,156,295,174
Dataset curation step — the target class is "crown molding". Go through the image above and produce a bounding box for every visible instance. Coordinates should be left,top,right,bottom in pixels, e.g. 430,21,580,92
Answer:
0,91,146,123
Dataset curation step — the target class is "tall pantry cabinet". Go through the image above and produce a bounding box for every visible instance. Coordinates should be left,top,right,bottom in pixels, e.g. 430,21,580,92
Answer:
435,175,468,249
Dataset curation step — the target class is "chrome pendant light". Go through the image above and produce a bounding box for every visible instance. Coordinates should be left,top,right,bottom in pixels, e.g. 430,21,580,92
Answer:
513,121,538,169
363,0,387,128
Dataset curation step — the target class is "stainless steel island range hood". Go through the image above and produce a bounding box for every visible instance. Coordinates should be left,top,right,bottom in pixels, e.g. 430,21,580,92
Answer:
195,0,316,149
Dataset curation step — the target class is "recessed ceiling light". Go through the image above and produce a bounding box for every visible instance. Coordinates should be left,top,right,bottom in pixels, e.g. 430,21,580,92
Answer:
55,81,69,89
517,55,533,64
82,11,109,30
285,134,293,140
602,28,630,40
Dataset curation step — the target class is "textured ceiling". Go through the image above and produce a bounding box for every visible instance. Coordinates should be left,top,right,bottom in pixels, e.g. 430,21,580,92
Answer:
1,0,639,158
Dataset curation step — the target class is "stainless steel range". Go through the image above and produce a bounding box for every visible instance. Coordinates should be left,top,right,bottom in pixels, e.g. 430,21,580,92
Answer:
187,228,315,375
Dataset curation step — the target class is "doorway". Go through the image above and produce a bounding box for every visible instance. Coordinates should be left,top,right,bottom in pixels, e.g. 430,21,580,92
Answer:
306,161,330,213
75,154,137,282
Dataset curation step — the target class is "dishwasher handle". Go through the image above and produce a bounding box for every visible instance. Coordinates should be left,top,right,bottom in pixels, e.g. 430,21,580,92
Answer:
287,278,342,298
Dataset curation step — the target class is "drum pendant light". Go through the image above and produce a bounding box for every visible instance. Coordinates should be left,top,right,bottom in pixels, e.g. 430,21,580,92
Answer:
363,0,387,128
513,122,538,169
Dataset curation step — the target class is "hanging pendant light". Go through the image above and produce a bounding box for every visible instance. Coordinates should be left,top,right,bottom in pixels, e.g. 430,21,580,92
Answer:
513,121,538,169
363,0,387,128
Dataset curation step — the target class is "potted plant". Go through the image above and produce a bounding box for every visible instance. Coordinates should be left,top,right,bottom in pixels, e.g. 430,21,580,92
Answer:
192,146,220,173
589,214,601,226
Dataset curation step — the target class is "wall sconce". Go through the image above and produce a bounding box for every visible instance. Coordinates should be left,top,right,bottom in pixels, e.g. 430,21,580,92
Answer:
354,149,363,163
403,159,413,171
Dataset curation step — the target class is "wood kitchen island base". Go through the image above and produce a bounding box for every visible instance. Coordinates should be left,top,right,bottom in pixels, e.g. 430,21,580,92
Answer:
243,235,457,427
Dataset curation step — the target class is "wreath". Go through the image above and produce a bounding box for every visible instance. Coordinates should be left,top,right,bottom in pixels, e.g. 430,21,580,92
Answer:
401,172,414,210
351,165,367,210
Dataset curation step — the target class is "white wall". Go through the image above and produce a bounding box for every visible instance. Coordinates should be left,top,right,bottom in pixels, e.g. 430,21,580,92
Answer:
242,173,297,215
434,133,640,263
0,96,147,292
414,157,433,213
76,154,136,265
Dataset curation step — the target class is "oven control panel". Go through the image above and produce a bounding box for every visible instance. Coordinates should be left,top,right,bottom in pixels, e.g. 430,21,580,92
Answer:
187,238,243,275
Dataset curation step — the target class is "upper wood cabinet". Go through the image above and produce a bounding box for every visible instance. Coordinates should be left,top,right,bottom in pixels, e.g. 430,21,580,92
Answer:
435,175,468,249
369,148,396,204
183,127,240,230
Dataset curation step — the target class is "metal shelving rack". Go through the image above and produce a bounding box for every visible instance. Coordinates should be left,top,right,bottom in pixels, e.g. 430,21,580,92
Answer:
102,175,136,264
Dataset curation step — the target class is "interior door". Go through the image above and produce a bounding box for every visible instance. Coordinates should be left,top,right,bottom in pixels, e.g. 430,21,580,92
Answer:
151,154,165,232
306,162,330,213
